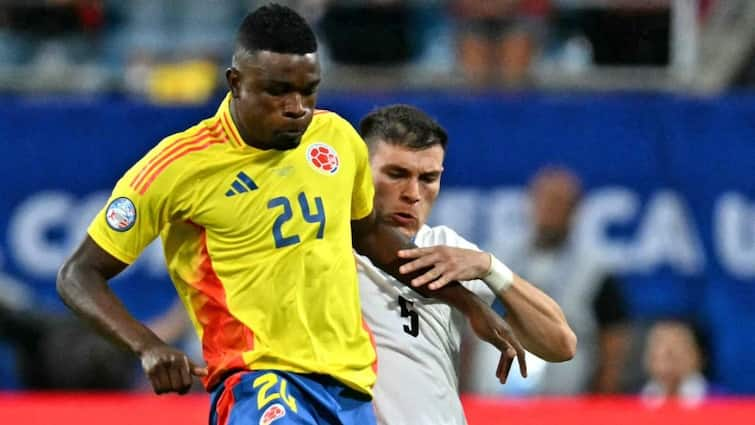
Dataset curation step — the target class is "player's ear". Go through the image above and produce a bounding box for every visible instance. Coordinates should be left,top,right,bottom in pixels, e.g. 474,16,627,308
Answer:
226,67,241,98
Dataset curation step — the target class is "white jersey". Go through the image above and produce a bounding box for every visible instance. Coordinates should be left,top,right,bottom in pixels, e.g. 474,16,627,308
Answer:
357,225,496,425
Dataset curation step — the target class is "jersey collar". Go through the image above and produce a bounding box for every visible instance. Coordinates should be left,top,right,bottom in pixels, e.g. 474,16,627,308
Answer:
217,92,247,149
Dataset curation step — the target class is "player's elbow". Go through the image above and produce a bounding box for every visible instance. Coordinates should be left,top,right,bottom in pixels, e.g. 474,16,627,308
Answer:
537,325,577,362
553,326,577,362
56,258,80,305
56,261,72,299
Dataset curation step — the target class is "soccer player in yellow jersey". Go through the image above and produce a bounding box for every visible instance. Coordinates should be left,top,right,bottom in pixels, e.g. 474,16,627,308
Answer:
57,4,521,425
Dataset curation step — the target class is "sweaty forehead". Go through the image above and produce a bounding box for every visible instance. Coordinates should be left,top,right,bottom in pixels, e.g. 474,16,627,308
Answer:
244,50,320,82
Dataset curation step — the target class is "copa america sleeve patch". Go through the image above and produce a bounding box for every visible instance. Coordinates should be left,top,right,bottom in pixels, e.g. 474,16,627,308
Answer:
105,197,137,231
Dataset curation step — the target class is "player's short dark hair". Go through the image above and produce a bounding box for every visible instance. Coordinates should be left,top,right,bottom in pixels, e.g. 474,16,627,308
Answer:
359,104,448,152
235,3,317,55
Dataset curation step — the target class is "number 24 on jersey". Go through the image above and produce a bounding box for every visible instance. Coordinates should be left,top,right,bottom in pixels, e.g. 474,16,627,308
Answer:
267,192,325,248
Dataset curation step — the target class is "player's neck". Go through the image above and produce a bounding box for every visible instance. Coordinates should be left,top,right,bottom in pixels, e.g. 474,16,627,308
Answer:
534,230,568,250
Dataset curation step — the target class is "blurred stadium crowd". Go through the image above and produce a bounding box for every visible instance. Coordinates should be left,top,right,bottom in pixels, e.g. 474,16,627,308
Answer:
1,0,754,96
1,0,755,409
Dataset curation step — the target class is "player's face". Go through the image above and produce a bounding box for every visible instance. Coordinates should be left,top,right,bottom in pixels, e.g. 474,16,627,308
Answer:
645,323,701,387
227,50,320,150
370,141,444,238
531,176,577,246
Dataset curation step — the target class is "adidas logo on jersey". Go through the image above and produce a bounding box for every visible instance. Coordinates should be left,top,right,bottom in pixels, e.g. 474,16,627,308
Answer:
225,171,258,197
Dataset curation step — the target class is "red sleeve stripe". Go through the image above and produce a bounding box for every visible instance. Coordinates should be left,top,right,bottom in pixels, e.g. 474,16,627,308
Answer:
220,112,245,148
130,121,223,189
137,135,225,195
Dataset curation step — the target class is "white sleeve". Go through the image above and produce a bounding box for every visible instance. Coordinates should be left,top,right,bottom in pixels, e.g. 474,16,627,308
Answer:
423,226,497,306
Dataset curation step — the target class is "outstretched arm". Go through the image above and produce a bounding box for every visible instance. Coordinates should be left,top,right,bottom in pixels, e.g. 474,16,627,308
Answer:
57,236,206,394
352,211,527,382
497,274,577,362
398,245,576,362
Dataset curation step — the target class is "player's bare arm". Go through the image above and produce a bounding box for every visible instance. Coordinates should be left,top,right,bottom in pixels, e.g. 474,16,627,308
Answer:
352,211,527,382
496,274,576,362
398,245,577,362
57,236,207,394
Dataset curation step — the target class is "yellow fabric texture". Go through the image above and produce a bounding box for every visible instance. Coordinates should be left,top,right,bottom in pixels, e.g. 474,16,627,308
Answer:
88,94,377,394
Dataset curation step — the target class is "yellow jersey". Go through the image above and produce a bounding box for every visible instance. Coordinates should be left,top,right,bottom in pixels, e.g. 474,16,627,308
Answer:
88,94,377,394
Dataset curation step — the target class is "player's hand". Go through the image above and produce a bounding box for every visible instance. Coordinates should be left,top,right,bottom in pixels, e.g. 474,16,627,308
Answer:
139,342,208,395
466,301,527,384
398,246,490,290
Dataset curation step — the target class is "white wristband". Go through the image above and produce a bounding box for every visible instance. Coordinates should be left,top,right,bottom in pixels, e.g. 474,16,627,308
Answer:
484,254,514,293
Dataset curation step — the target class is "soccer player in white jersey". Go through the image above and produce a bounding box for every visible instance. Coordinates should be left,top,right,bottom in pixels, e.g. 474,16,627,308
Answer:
356,105,577,425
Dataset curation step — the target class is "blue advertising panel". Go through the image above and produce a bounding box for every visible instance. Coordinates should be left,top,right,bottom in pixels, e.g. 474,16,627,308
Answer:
1,92,753,392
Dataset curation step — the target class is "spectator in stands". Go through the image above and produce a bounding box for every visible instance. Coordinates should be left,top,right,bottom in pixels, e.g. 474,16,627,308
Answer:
0,290,195,390
106,0,245,100
107,0,242,62
466,166,631,395
0,305,137,390
0,0,105,67
641,319,718,407
579,2,670,66
319,0,424,66
450,0,550,86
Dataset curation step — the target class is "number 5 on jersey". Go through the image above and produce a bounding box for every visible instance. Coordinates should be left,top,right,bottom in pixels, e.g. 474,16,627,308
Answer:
398,296,419,337
268,192,325,248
